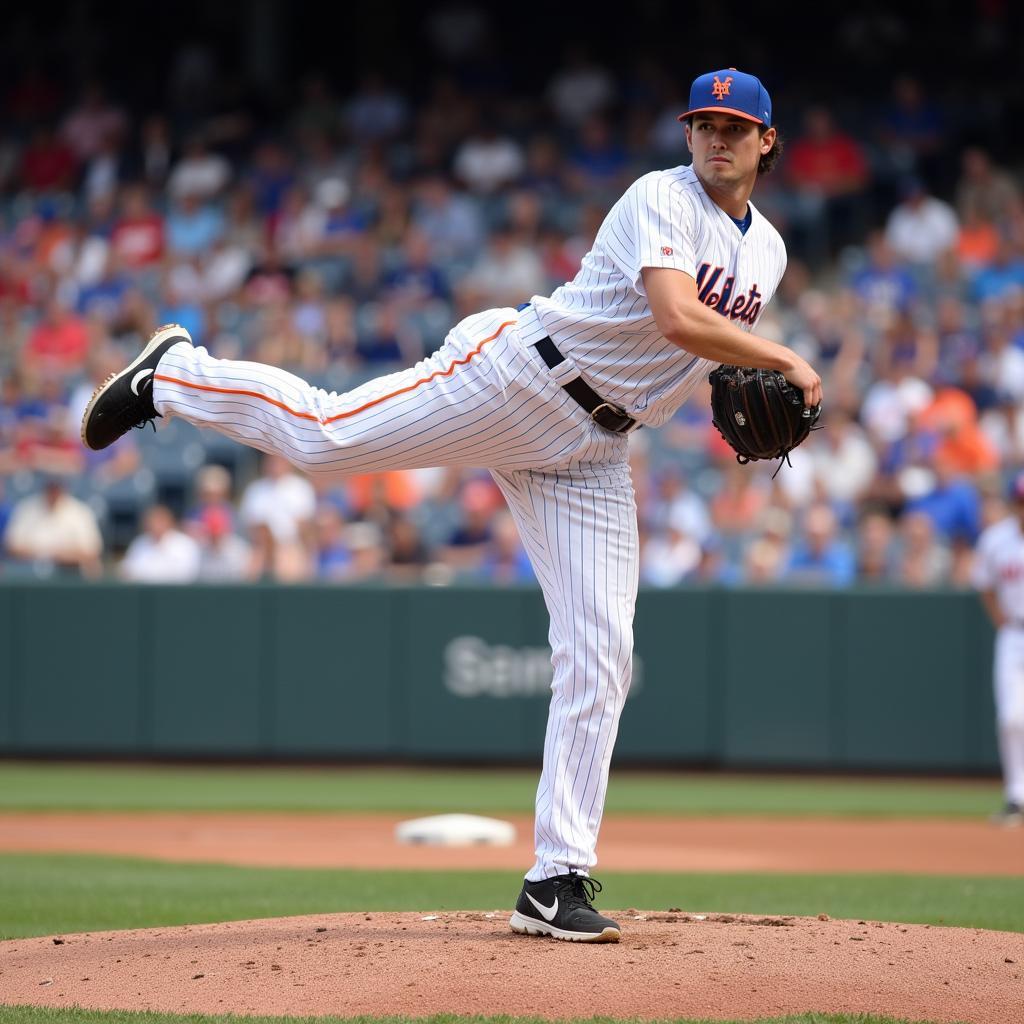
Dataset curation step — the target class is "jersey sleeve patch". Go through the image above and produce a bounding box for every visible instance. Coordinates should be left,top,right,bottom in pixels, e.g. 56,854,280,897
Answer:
602,173,698,296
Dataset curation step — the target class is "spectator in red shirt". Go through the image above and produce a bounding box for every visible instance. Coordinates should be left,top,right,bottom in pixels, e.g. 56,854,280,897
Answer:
24,298,91,376
111,184,164,269
0,251,31,307
19,125,77,193
787,107,870,199
14,409,85,477
785,107,871,260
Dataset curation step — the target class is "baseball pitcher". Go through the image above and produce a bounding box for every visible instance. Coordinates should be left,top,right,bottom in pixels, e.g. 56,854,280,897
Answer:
82,68,822,940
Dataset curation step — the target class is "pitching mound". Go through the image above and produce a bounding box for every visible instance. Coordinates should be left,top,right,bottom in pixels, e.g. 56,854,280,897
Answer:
2,911,1021,1022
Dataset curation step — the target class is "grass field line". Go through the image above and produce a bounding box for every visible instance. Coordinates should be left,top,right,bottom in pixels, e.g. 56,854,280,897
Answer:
1,854,1021,938
0,764,1004,818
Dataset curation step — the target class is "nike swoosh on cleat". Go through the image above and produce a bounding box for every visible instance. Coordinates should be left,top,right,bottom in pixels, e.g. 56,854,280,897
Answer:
131,369,154,395
525,892,558,921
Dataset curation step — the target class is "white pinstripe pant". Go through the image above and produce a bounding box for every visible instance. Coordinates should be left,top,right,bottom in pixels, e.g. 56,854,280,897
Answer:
993,629,1024,805
153,307,640,879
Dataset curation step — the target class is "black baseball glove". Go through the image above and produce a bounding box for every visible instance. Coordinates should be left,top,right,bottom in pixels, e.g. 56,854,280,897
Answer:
708,365,821,469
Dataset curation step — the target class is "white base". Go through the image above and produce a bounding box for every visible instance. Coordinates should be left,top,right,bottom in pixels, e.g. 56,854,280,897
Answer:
394,813,516,846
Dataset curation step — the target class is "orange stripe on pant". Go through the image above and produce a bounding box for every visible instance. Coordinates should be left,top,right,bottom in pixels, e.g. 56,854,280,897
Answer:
153,319,517,426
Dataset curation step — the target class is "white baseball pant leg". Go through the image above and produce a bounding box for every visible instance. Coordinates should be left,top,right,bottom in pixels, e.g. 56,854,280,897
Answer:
993,628,1024,806
151,309,605,476
151,305,641,878
493,455,639,880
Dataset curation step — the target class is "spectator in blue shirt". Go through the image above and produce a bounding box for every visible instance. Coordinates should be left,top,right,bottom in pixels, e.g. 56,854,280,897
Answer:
933,295,981,388
165,193,225,256
314,504,354,581
905,460,982,545
248,140,296,219
878,75,945,182
0,479,11,545
783,503,857,586
157,269,206,345
849,231,917,317
476,511,535,583
411,175,485,265
382,230,450,304
568,115,629,195
971,238,1024,303
76,254,131,323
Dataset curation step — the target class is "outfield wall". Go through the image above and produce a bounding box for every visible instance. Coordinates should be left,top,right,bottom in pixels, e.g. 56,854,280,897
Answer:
0,582,999,771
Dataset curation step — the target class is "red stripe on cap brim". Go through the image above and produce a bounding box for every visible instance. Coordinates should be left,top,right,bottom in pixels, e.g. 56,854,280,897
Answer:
677,106,765,124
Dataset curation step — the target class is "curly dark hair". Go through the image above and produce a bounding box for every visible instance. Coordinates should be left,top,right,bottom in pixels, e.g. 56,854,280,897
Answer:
758,126,783,175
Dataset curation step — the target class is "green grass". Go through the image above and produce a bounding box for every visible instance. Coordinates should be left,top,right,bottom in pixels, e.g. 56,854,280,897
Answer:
0,1011,961,1024
0,853,1020,939
0,763,1003,818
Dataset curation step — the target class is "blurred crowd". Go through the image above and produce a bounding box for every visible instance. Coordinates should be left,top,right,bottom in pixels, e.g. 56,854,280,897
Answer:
2,46,1024,587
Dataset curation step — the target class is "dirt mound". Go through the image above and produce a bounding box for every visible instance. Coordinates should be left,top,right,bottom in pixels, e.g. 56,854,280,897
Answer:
2,911,1021,1022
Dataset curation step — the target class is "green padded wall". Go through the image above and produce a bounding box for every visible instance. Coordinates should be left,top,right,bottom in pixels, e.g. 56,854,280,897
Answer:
0,583,1002,772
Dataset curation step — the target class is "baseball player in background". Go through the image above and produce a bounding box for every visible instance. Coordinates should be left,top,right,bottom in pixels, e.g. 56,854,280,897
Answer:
972,472,1024,827
82,69,822,940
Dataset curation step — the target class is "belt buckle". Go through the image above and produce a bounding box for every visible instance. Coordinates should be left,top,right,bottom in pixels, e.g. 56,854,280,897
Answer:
590,402,637,434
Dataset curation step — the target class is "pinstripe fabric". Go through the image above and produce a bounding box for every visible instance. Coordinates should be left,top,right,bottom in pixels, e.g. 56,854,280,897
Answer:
153,309,607,477
153,306,639,879
493,458,637,879
519,165,787,428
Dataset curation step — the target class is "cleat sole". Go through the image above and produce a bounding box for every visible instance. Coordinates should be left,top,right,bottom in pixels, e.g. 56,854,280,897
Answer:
508,910,620,943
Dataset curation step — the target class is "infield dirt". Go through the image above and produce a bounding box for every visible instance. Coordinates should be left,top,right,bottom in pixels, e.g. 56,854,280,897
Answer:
0,812,1022,874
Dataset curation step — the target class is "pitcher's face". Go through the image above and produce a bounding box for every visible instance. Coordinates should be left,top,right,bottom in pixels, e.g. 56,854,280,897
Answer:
686,113,774,188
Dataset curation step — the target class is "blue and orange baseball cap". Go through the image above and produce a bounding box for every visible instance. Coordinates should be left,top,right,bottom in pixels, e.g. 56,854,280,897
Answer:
678,68,772,126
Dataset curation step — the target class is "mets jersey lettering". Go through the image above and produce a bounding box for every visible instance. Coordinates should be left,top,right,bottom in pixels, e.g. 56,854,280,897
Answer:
522,164,787,428
695,263,763,323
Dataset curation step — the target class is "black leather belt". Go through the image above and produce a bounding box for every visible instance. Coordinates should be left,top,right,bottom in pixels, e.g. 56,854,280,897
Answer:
528,335,639,435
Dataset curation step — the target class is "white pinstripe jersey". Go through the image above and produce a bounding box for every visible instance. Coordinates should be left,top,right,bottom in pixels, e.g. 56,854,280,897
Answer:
520,164,788,428
973,516,1024,620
